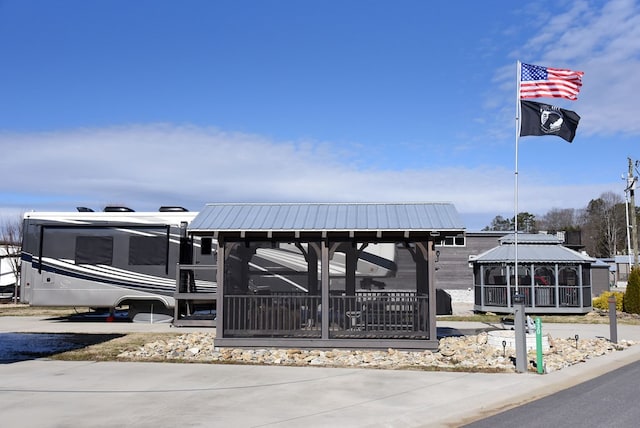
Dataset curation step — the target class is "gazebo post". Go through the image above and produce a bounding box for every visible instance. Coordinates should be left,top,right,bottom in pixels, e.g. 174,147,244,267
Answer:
427,239,437,340
216,237,226,339
416,241,436,340
321,239,330,340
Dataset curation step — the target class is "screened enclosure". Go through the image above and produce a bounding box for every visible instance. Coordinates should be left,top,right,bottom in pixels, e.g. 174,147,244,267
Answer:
183,202,465,350
471,235,594,314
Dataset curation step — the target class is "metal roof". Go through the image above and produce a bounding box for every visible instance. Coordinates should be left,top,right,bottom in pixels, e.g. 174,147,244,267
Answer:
614,255,635,264
188,202,464,233
499,233,564,244
471,244,594,263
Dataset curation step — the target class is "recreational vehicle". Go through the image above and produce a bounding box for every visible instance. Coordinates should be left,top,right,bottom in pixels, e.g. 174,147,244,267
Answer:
20,207,215,321
20,207,397,322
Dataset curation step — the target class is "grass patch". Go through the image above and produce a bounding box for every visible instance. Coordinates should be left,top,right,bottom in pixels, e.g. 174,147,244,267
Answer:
0,304,92,317
50,333,183,361
439,312,640,325
438,314,502,323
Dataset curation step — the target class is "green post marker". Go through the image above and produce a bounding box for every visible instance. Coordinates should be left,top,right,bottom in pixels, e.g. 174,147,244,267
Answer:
535,317,544,374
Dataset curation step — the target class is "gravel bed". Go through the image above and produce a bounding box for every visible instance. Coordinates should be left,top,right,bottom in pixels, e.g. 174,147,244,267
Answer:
117,331,635,373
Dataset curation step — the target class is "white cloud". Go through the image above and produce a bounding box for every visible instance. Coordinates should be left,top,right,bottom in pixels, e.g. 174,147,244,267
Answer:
508,0,640,136
0,124,618,230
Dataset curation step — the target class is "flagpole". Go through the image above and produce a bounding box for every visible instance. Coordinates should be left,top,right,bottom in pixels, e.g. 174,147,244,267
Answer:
515,61,521,294
514,61,526,374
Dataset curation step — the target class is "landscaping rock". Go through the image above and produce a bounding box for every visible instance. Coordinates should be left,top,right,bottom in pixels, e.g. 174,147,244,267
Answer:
116,331,636,373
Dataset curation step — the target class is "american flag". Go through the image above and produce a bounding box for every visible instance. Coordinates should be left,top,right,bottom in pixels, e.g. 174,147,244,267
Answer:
519,63,584,100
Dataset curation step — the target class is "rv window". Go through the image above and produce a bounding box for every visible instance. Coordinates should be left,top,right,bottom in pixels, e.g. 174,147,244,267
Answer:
129,236,166,265
75,236,114,265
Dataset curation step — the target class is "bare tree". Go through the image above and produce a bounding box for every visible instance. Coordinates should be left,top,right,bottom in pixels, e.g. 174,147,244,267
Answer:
579,192,625,257
483,187,635,258
1,214,23,303
537,208,578,232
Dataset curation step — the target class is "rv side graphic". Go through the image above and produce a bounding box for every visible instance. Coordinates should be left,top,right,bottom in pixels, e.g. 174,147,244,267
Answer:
21,208,397,321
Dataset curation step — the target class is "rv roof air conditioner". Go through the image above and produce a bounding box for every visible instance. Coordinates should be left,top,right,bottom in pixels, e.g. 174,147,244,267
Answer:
103,206,135,212
159,206,188,212
76,207,94,212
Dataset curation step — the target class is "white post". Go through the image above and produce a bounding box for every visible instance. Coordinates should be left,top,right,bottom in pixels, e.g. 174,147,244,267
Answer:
515,61,522,294
514,61,526,374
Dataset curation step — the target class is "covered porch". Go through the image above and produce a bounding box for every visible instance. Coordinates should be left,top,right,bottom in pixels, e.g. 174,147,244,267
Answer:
187,202,465,350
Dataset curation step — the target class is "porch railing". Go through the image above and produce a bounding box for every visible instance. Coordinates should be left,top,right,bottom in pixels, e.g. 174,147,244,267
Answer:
476,285,591,309
222,291,429,339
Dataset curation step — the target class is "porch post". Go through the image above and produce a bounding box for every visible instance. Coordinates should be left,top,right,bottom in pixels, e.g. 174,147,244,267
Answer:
530,263,536,309
554,264,560,309
506,265,512,309
578,264,584,309
427,240,437,340
416,241,436,339
479,265,485,309
321,239,330,340
216,237,226,339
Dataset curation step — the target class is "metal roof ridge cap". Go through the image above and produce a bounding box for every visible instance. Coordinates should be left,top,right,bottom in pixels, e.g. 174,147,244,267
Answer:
202,201,457,206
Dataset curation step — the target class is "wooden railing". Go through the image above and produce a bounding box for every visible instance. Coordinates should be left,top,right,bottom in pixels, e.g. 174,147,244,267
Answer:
476,285,591,308
222,291,429,339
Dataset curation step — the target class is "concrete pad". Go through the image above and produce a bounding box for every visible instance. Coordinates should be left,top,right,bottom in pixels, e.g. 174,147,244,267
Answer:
1,316,640,427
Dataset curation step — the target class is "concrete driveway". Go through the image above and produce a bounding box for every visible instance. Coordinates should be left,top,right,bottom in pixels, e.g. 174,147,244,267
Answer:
1,316,639,427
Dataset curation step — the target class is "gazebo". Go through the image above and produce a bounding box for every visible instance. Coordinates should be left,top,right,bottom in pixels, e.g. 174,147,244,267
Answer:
182,202,465,350
470,234,594,314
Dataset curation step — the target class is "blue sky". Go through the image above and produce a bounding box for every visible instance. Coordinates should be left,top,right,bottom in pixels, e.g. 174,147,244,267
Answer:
1,0,638,230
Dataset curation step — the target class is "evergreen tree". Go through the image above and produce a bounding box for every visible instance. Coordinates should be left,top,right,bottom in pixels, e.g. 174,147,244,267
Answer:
623,268,640,315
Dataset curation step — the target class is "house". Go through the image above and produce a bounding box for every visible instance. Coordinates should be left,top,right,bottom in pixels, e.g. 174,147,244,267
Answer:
434,230,506,290
612,255,635,287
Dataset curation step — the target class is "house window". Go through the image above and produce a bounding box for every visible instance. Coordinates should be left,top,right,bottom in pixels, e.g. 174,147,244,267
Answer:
439,234,466,247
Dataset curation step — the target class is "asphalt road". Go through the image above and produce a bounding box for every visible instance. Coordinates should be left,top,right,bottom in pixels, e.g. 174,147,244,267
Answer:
464,359,640,428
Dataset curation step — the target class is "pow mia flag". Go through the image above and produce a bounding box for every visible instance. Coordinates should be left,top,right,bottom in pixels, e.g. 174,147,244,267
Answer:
520,100,580,143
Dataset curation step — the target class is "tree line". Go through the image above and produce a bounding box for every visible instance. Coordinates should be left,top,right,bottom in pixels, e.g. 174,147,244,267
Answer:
483,191,637,259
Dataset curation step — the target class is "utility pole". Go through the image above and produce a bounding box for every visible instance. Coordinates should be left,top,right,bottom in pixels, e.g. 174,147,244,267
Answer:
628,157,639,269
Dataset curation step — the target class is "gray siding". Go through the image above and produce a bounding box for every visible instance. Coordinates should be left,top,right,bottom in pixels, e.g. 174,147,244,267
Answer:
435,233,503,290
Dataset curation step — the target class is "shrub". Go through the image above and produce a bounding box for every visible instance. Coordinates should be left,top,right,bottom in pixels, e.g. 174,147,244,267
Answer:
623,268,640,315
592,291,624,312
